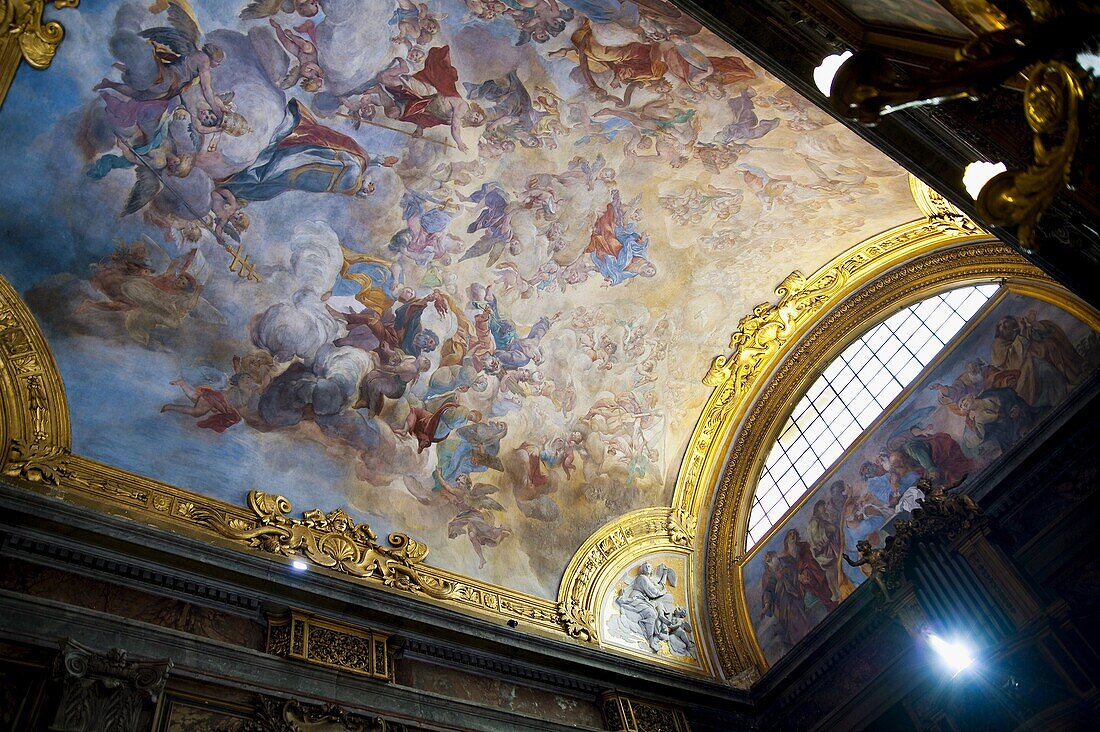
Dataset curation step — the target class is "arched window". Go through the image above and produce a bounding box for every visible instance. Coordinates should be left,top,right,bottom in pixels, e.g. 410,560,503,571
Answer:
746,283,1000,547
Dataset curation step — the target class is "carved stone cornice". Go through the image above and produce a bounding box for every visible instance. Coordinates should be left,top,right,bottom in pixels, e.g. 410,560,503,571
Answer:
0,1,80,110
238,696,403,732
51,639,171,732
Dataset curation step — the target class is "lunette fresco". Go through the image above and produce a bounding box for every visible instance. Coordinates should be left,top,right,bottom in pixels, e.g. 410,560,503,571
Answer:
743,290,1100,665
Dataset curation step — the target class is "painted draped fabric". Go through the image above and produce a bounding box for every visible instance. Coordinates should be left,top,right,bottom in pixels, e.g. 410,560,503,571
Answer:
220,99,374,202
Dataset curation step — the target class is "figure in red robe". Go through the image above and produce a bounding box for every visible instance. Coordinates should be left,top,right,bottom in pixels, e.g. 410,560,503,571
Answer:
397,401,460,453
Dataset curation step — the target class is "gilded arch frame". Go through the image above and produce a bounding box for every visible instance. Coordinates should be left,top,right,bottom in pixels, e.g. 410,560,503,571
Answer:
696,232,1100,677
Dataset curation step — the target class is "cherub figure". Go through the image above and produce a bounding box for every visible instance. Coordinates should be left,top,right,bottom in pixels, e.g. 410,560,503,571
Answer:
843,538,894,599
161,377,241,433
209,188,251,243
390,0,441,49
270,19,324,92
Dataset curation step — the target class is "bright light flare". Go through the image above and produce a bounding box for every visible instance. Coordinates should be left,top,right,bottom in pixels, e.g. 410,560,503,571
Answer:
963,161,1007,199
927,633,975,675
291,559,309,571
813,51,853,96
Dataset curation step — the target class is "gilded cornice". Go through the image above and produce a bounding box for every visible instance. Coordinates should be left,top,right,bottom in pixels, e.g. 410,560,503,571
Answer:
703,242,1063,677
0,1,79,110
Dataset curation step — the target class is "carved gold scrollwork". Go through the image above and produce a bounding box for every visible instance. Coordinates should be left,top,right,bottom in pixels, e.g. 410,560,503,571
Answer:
703,269,845,389
3,437,70,484
1,1,80,109
196,490,455,600
976,61,1086,250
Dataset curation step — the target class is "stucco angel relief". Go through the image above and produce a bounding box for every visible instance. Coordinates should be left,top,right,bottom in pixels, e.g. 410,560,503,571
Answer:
606,561,697,659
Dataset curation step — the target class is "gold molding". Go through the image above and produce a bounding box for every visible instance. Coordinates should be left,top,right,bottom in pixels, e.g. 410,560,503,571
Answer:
976,61,1085,251
198,490,454,600
0,275,70,467
557,508,709,673
0,1,79,110
702,244,1076,677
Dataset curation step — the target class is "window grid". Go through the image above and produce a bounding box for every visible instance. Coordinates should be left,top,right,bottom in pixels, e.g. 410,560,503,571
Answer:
746,284,999,548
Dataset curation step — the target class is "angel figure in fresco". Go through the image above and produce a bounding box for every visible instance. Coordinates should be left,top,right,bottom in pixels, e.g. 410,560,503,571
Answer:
466,286,558,367
86,113,198,218
583,189,656,286
358,346,432,415
715,90,780,145
610,562,680,653
460,183,521,265
160,377,242,433
390,0,442,49
213,100,397,214
504,437,571,522
465,71,559,153
432,469,511,569
78,246,223,346
239,0,321,20
389,189,463,266
435,420,509,489
550,18,752,105
95,0,227,115
737,163,798,211
327,291,446,358
395,401,461,452
592,101,700,169
381,46,485,152
175,83,252,152
270,19,325,92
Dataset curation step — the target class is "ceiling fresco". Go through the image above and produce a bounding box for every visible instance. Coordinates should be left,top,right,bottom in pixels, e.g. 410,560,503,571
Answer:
0,0,918,598
743,288,1100,665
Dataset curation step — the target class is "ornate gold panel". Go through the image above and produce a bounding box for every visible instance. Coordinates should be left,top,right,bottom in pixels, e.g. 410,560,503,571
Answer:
599,691,690,732
267,611,393,682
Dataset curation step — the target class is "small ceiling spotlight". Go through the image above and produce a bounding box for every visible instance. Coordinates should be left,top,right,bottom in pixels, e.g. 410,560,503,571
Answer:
813,51,853,97
963,161,1007,200
291,559,309,571
927,633,976,676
